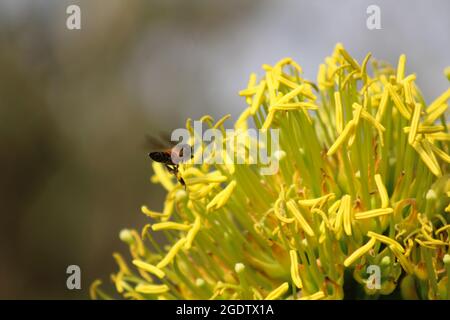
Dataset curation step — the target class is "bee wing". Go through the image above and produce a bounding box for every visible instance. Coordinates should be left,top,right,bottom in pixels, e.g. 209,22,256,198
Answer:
144,134,170,150
159,131,191,147
159,131,174,145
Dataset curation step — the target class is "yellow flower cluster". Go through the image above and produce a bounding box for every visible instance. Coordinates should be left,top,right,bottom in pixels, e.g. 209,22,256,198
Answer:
92,43,450,300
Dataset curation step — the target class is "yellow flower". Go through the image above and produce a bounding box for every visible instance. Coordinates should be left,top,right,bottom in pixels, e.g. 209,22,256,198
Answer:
93,44,450,300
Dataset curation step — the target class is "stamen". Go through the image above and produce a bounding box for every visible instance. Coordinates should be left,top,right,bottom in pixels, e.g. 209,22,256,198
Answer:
368,231,404,253
113,252,131,275
270,102,319,111
132,260,165,279
300,291,325,300
424,103,448,125
286,200,315,237
289,250,303,288
355,208,393,220
298,193,335,208
342,195,353,236
375,89,389,122
213,114,232,129
185,216,201,249
157,238,187,269
327,120,356,156
265,282,289,300
262,110,276,130
412,140,442,177
396,54,407,82
389,245,414,274
426,88,450,114
436,224,450,235
206,180,237,212
387,84,411,119
334,91,344,134
141,205,170,219
338,45,361,71
274,199,295,224
424,139,450,163
344,237,376,267
250,81,266,115
403,125,445,134
151,222,191,232
374,174,389,208
135,283,170,294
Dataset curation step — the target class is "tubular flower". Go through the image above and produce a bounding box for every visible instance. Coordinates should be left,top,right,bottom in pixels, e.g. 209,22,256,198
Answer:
93,44,450,300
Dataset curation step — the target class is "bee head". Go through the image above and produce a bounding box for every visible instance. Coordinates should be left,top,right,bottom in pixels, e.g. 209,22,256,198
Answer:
171,144,192,164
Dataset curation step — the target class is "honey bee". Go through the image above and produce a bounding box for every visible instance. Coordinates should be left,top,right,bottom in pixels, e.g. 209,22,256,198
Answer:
146,134,192,187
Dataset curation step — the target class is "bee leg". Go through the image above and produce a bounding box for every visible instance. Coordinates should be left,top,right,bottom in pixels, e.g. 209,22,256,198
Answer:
179,176,186,189
165,164,185,189
165,164,177,175
173,165,187,189
173,165,186,189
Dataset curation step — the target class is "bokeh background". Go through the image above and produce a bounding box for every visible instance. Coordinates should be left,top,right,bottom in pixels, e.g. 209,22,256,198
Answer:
0,0,448,299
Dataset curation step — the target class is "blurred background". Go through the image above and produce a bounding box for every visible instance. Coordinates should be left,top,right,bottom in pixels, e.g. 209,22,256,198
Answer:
0,0,448,299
